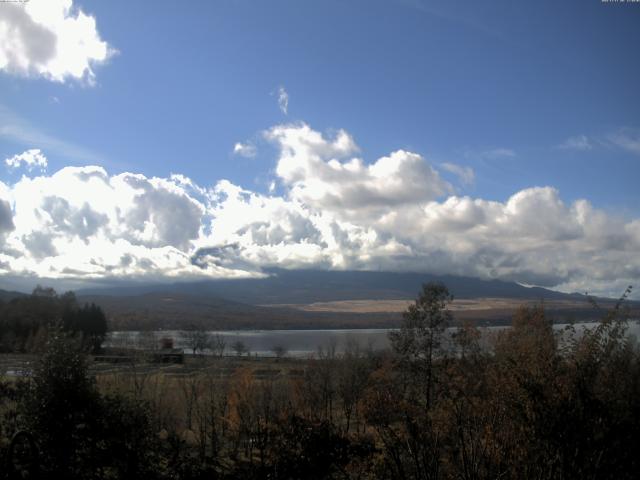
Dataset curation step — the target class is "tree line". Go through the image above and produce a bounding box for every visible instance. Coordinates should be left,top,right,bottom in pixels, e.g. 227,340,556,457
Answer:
1,283,638,479
0,286,108,354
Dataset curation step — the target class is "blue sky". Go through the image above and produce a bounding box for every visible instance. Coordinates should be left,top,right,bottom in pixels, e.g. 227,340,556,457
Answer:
0,0,639,296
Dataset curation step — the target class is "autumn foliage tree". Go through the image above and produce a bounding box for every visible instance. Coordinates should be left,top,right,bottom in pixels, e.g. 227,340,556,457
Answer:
17,327,160,479
0,287,107,353
389,282,453,409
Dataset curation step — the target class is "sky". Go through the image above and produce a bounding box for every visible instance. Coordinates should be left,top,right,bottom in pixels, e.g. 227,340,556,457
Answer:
0,0,639,297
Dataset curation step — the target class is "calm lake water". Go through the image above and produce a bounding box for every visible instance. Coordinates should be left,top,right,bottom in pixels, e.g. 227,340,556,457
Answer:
106,320,640,358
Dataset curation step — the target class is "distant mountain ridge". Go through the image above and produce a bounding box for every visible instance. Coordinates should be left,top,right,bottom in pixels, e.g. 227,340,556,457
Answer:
77,290,407,330
77,269,585,305
3,271,635,330
0,288,27,302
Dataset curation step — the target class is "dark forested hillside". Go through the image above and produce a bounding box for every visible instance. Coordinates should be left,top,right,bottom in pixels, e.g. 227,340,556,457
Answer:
71,270,639,330
0,288,26,303
0,287,107,353
77,291,401,331
5,272,638,331
78,269,586,304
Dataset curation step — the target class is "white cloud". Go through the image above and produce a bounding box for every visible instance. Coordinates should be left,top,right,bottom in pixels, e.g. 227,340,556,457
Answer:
0,122,638,297
5,148,47,172
233,142,257,158
558,134,592,151
607,128,640,155
277,85,289,115
0,166,254,281
471,148,516,160
266,123,451,220
556,128,640,156
0,0,114,84
440,162,475,186
198,177,640,297
0,195,14,236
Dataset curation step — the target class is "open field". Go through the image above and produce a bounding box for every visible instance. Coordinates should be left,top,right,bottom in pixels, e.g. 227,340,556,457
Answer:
0,353,309,382
259,297,640,327
92,355,307,380
262,297,597,313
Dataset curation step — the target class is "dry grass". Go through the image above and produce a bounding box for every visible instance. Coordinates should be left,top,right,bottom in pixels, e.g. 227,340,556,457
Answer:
263,297,590,314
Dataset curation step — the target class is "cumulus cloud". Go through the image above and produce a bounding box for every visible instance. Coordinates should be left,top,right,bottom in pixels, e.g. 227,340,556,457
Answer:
5,148,47,172
277,86,289,115
0,166,255,281
233,142,257,158
0,122,638,297
199,175,639,297
0,0,114,83
0,199,14,235
266,123,451,219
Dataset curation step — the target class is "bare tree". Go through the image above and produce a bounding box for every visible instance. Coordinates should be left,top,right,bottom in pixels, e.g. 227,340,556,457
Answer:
232,340,247,357
177,374,201,431
271,344,287,360
211,333,226,358
183,324,211,356
337,337,371,433
194,368,229,460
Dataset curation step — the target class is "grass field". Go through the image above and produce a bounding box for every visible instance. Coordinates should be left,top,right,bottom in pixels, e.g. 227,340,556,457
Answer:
1,352,308,382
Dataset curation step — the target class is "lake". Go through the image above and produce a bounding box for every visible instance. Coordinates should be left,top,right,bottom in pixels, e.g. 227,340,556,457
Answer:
105,320,640,358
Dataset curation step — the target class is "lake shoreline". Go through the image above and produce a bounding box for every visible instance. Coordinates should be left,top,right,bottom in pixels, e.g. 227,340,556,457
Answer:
105,320,640,358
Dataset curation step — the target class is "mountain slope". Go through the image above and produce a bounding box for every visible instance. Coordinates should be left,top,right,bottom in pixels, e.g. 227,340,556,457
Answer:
75,270,620,330
78,269,585,305
78,291,400,330
0,288,28,302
